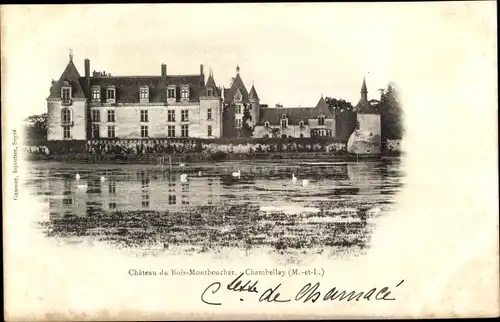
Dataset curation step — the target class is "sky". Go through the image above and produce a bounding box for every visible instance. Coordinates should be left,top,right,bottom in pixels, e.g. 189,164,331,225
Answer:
1,2,497,120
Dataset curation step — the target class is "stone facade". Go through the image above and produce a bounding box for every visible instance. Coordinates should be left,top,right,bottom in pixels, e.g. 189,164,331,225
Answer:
47,54,222,140
47,99,87,140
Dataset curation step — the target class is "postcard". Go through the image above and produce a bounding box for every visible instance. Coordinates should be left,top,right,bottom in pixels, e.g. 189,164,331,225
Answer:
2,2,498,320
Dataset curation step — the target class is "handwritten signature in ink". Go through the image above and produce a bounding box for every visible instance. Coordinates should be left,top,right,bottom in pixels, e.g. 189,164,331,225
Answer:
201,273,404,305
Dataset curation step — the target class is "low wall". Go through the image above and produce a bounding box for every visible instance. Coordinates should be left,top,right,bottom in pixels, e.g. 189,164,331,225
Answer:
33,138,347,155
24,138,405,163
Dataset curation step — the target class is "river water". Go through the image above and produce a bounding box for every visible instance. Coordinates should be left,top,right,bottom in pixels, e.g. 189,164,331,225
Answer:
24,159,404,258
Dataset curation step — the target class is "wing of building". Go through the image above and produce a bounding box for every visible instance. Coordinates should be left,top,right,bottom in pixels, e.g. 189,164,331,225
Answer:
47,54,222,140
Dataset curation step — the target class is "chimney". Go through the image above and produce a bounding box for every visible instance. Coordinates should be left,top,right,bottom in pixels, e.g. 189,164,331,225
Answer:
161,64,167,80
84,58,90,97
200,64,204,76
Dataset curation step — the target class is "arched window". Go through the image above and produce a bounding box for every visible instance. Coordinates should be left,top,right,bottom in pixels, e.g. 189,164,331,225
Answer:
318,115,325,126
300,133,304,138
264,121,270,128
61,108,71,124
281,116,288,128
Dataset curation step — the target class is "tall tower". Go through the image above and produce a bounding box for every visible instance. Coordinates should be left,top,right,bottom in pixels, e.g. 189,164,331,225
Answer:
248,82,260,125
360,77,368,101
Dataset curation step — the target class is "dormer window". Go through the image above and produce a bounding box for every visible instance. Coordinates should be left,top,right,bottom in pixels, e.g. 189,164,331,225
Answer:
167,85,176,101
106,85,116,103
61,81,72,103
318,115,325,126
234,88,243,102
299,120,305,128
207,88,213,97
281,115,288,128
181,85,190,101
91,86,101,103
264,121,270,128
139,86,149,103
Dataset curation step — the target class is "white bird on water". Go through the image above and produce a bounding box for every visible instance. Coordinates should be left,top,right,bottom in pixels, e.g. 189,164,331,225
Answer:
100,176,106,182
75,173,80,180
198,171,202,176
180,173,188,182
76,183,88,190
302,179,309,187
179,163,186,168
292,174,297,184
232,170,241,179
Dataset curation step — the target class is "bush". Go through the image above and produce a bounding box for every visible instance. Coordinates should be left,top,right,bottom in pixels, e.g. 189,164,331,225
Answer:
210,151,227,161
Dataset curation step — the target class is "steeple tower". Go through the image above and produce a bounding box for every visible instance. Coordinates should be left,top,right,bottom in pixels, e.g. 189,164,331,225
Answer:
69,49,73,62
236,65,240,74
361,77,368,101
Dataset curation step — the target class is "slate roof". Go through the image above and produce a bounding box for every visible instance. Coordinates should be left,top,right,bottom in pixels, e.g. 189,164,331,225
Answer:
224,73,249,104
258,107,315,125
249,85,260,100
48,60,86,99
88,74,205,103
314,96,335,118
257,96,335,125
48,59,206,103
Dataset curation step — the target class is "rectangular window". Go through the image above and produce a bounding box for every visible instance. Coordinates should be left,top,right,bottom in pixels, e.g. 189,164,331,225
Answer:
62,88,71,101
107,125,115,138
63,197,73,206
61,109,71,123
107,88,115,99
168,88,176,98
107,110,115,122
140,110,148,122
235,118,242,128
207,108,212,120
140,88,148,99
63,126,71,139
167,125,175,137
92,124,100,139
109,202,117,209
181,125,189,137
108,180,116,194
281,119,288,128
169,195,176,205
235,104,242,114
207,125,212,137
167,110,175,122
207,88,213,97
92,110,100,122
318,117,325,126
181,87,189,99
92,88,100,100
141,125,148,138
181,110,189,122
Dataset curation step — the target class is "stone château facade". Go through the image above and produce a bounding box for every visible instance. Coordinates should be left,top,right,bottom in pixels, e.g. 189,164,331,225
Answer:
47,52,380,147
47,53,222,141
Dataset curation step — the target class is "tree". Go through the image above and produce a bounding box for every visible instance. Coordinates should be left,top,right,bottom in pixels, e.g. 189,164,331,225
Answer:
240,104,255,138
24,113,48,144
376,82,404,140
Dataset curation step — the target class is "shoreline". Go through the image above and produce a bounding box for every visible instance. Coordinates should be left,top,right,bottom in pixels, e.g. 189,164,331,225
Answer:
25,152,402,164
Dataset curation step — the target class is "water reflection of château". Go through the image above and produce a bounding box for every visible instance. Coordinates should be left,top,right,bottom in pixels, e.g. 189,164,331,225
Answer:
27,161,403,252
24,162,404,221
